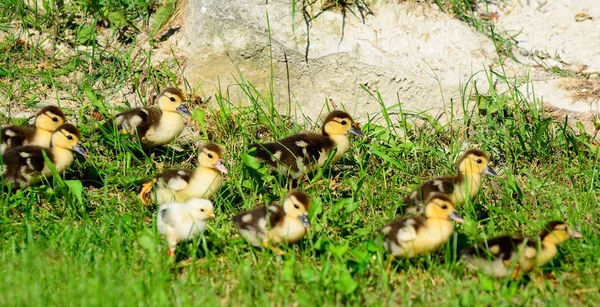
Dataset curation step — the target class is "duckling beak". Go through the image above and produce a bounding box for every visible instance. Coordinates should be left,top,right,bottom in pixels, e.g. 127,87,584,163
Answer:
483,165,498,177
176,104,191,116
72,143,88,158
448,211,464,223
571,231,583,238
214,160,228,174
298,214,310,229
207,211,215,218
348,124,364,137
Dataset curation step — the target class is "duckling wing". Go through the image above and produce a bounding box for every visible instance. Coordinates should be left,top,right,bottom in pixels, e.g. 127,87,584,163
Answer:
113,107,161,137
157,169,193,191
2,146,50,184
461,235,526,261
233,204,285,232
383,216,426,246
1,125,35,153
251,133,334,174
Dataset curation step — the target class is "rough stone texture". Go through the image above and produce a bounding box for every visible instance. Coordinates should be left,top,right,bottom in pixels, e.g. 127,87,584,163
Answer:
488,0,600,136
183,0,599,135
183,0,496,123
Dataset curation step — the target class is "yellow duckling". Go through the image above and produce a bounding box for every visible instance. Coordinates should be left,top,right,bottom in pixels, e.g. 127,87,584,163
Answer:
250,110,363,177
233,191,311,255
157,198,215,257
381,193,463,270
461,221,582,278
111,87,190,148
1,106,66,154
401,148,497,214
139,143,228,205
2,123,87,188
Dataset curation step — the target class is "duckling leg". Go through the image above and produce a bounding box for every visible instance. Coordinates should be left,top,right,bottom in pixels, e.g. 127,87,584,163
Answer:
167,248,175,257
139,181,153,205
386,255,395,275
262,240,286,255
506,261,522,280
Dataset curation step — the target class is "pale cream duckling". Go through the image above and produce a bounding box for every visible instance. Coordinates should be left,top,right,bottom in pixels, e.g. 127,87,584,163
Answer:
233,191,311,255
401,149,497,214
1,106,66,154
250,110,363,178
461,221,582,278
2,123,87,188
139,143,228,205
111,87,190,148
157,198,215,257
381,193,463,271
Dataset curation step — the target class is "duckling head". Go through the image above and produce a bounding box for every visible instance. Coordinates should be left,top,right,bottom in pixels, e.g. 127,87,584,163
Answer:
35,106,66,132
282,190,311,228
51,123,87,157
185,198,215,221
156,87,190,116
322,110,363,137
457,149,497,177
540,221,582,245
198,143,228,174
423,193,463,223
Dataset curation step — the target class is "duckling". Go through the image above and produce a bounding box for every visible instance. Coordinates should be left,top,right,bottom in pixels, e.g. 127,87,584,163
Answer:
1,106,66,154
2,123,87,188
382,193,463,264
139,143,228,205
400,149,497,214
461,221,582,278
157,198,215,256
110,87,190,148
233,191,311,255
250,110,363,178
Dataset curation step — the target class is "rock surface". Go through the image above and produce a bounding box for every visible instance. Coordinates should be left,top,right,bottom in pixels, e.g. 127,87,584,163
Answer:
182,0,599,135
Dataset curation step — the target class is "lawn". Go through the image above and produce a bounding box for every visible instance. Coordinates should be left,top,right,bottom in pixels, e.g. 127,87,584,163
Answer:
1,0,599,306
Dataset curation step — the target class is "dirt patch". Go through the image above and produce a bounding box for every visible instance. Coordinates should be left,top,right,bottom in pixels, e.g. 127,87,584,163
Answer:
559,78,600,104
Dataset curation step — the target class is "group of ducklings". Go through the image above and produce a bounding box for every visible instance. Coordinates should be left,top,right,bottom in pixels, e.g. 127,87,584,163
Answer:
1,87,583,281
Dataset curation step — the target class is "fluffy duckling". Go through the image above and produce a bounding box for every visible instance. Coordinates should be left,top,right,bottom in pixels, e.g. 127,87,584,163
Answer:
139,143,228,205
461,221,582,278
2,123,87,188
381,193,463,269
400,149,497,214
157,198,215,256
1,106,66,154
233,191,311,254
250,110,363,177
111,87,190,148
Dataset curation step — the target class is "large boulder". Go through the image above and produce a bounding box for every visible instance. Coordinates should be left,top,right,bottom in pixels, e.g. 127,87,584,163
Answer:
183,1,496,122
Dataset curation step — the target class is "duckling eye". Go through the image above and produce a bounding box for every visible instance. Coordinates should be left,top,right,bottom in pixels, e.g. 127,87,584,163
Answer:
52,117,58,122
340,120,347,125
476,159,482,164
67,135,73,140
169,96,176,102
200,209,205,212
208,153,214,159
294,204,300,209
441,204,448,209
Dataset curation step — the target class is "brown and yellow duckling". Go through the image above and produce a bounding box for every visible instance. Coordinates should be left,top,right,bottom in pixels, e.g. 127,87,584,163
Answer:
1,106,66,154
2,123,87,188
139,143,227,205
110,87,190,148
461,221,582,278
233,191,311,255
250,110,363,178
381,193,463,272
400,149,497,214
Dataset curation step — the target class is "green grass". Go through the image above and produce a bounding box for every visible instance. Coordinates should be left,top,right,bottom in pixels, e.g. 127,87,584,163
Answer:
1,0,600,306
